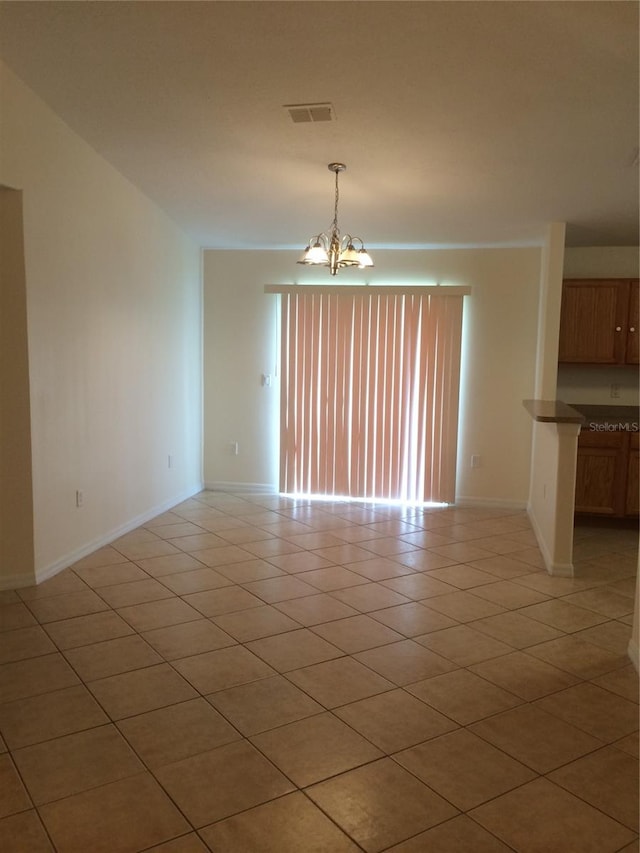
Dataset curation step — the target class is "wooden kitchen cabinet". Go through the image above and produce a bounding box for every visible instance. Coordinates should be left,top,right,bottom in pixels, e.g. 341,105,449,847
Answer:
575,428,639,517
559,279,639,364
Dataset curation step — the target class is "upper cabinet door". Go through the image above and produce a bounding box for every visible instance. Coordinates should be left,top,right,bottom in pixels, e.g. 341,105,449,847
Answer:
626,279,639,365
558,279,630,364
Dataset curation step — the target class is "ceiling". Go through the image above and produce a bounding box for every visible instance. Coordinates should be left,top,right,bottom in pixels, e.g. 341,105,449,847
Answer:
0,1,638,250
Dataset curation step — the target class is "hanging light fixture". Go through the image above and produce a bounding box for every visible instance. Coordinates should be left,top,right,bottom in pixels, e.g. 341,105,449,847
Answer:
297,163,374,276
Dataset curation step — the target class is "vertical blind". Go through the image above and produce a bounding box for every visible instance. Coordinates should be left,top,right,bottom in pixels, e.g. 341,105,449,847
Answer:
277,288,465,504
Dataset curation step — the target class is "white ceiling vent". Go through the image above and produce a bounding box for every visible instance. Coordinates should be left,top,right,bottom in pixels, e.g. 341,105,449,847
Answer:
284,102,335,123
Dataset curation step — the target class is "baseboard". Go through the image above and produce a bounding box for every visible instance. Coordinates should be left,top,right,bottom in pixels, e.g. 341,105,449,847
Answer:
527,504,574,577
204,481,277,495
15,483,204,590
454,496,528,512
628,638,639,673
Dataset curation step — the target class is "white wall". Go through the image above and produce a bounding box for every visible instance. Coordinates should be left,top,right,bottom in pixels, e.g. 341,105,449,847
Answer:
0,62,203,584
203,246,541,507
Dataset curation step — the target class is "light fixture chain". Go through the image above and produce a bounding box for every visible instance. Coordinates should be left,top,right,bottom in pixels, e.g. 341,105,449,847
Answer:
332,167,340,233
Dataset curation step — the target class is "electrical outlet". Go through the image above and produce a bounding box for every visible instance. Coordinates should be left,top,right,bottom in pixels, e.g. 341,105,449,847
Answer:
230,441,239,456
75,489,84,507
168,455,174,469
471,454,481,468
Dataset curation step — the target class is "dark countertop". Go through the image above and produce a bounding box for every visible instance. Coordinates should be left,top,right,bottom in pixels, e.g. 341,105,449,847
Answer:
522,399,584,424
569,404,639,427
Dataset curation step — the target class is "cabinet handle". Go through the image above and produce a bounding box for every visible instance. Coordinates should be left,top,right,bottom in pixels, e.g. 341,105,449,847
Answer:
615,326,622,331
630,327,636,333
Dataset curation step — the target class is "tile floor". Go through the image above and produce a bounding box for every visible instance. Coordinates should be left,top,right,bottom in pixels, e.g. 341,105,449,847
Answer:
0,492,638,853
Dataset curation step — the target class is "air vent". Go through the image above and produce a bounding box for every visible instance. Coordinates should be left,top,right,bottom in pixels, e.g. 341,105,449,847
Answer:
284,102,335,123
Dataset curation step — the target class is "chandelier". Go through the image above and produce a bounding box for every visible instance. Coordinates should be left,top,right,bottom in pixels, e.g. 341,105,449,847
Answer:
297,163,374,276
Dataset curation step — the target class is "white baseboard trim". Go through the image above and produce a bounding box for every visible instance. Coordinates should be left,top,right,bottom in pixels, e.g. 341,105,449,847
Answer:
628,638,639,673
204,481,278,495
0,483,204,591
454,496,528,512
527,505,574,577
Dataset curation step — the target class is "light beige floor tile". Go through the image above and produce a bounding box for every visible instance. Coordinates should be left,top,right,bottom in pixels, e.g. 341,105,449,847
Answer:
429,542,495,563
592,664,640,702
426,565,499,590
525,635,629,679
415,624,512,665
395,728,535,810
355,639,458,686
312,543,387,565
563,587,635,618
357,536,421,556
173,645,274,693
330,583,411,612
0,753,31,817
182,586,264,617
166,532,235,552
398,530,457,549
0,626,56,665
0,685,109,749
242,575,320,603
284,531,346,550
370,602,458,636
142,619,235,660
363,520,423,537
251,711,382,786
514,572,607,596
419,590,506,622
407,668,522,725
246,628,343,671
240,538,303,558
207,674,323,735
0,810,54,852
199,791,360,852
211,604,300,641
155,740,294,827
307,758,458,852
549,746,639,830
386,814,514,852
117,697,240,768
390,550,459,571
274,593,359,626
311,614,404,653
72,561,148,588
574,621,636,655
212,559,285,583
115,539,182,561
193,545,258,569
509,547,547,569
12,724,143,805
17,571,88,601
149,521,209,540
0,653,79,704
135,552,210,577
39,772,190,853
265,551,335,573
117,597,202,631
469,777,636,853
519,599,610,632
287,656,394,708
380,574,455,600
469,651,580,701
87,663,197,720
470,579,550,608
0,603,37,631
155,568,233,594
0,591,20,606
144,835,211,853
335,688,457,752
471,611,564,648
613,732,639,759
467,553,540,578
534,682,639,742
24,590,109,624
343,557,415,581
470,703,603,772
215,527,275,545
42,610,135,650
291,566,370,591
64,634,161,680
71,546,130,571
